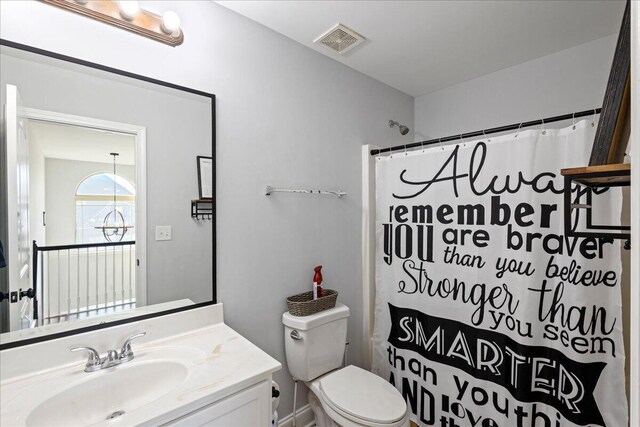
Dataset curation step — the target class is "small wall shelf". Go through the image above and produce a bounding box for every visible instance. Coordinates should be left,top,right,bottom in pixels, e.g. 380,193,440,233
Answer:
561,163,630,186
561,163,631,244
191,199,212,220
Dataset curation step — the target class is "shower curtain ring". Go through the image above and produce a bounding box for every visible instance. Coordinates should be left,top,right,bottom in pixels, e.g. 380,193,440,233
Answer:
515,123,523,138
540,118,546,135
439,138,444,150
404,144,408,156
482,129,490,142
591,109,597,127
459,134,466,147
572,112,576,130
421,140,425,152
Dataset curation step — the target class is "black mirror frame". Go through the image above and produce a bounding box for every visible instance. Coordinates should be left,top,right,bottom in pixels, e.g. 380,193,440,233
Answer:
0,38,216,350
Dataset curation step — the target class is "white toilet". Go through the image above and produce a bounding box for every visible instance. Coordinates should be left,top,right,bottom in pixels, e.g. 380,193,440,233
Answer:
283,303,409,427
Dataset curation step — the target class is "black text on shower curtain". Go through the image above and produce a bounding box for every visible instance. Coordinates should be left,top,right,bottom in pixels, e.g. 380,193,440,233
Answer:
372,121,627,427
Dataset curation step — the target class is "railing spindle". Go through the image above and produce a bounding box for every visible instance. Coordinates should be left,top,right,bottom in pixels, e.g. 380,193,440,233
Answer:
95,246,99,311
129,246,133,302
121,246,124,304
47,252,50,321
112,245,116,309
86,247,89,311
77,248,80,314
67,249,71,318
57,251,61,320
104,246,108,309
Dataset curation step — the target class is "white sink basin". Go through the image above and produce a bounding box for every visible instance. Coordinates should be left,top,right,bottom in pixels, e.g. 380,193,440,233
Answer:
26,360,189,426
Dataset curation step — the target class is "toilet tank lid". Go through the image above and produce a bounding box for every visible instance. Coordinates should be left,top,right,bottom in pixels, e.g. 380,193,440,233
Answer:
282,303,349,330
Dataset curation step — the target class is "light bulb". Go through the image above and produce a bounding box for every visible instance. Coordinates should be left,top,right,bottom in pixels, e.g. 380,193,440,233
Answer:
161,10,181,34
118,1,140,20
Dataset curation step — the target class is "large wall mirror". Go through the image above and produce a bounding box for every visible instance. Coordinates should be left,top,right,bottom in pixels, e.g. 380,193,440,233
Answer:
0,40,216,348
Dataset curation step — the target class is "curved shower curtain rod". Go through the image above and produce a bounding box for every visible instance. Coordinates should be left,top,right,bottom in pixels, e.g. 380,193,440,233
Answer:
370,108,601,156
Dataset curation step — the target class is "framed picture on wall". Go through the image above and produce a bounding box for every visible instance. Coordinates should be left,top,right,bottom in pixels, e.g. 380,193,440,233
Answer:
197,156,213,199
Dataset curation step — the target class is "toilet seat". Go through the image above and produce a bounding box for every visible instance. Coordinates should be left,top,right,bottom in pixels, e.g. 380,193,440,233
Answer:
313,365,407,426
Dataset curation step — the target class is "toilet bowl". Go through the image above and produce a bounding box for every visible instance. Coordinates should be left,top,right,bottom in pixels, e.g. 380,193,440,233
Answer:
283,304,409,427
307,365,409,427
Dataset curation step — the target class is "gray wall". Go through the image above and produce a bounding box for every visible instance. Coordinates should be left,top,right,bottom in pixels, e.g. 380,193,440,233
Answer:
0,0,414,416
0,53,213,307
414,35,617,139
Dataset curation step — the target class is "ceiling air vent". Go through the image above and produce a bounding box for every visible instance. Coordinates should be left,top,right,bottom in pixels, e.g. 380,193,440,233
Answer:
314,23,366,55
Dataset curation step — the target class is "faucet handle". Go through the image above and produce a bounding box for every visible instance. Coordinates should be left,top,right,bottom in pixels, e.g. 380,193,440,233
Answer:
70,346,102,372
119,332,146,362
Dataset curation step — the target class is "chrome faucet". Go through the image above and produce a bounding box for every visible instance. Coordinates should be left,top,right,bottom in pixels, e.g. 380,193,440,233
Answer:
120,332,146,362
70,332,146,372
70,346,103,372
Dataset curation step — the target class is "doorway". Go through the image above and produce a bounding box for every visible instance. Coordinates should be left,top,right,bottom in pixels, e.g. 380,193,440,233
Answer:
2,92,147,332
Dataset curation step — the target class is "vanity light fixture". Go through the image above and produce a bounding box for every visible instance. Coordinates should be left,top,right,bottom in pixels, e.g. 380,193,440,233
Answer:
161,11,181,35
41,0,184,47
117,0,139,21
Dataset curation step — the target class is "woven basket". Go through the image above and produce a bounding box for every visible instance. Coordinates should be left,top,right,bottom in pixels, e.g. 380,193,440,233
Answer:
286,289,338,317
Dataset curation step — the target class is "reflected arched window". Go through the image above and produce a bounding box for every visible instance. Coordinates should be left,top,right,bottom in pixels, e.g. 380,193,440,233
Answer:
75,173,135,243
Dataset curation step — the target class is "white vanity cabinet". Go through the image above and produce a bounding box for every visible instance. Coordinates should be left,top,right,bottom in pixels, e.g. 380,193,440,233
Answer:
163,379,272,427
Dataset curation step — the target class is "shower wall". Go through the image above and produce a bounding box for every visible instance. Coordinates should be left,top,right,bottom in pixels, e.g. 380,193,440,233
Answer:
414,34,617,138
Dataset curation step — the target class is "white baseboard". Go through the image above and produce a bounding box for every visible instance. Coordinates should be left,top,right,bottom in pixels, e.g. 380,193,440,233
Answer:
278,404,315,427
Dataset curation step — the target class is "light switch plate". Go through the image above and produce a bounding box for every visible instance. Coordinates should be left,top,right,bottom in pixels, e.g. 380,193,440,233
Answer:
155,226,172,241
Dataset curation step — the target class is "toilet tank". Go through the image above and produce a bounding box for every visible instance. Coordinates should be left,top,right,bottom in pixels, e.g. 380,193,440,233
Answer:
282,304,349,381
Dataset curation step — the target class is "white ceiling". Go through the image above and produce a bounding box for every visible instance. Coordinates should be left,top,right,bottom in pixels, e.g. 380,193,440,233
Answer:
29,121,135,166
216,1,625,97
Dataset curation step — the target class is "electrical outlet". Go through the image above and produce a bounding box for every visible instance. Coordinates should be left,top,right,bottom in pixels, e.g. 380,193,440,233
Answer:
155,226,172,241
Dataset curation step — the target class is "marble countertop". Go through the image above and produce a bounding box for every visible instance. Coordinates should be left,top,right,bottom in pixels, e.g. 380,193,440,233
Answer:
0,321,281,426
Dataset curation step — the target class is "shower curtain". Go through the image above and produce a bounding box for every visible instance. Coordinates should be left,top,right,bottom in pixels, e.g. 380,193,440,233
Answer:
372,120,627,427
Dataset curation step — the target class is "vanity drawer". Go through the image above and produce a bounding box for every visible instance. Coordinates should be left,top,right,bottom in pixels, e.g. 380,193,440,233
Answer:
163,379,272,427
